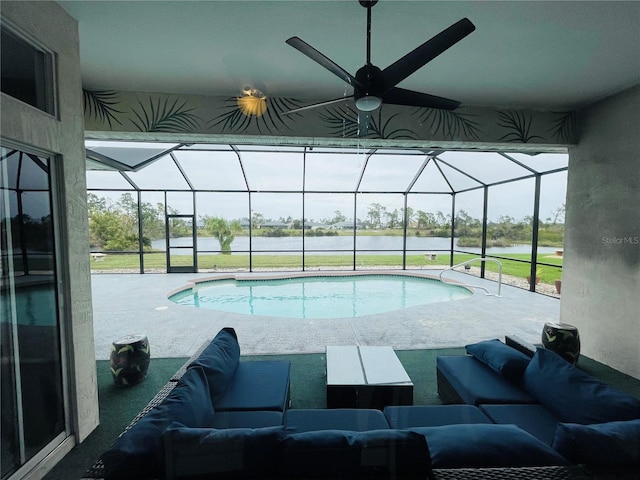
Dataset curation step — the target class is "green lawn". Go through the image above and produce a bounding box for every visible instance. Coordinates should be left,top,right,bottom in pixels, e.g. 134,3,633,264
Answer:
90,251,563,283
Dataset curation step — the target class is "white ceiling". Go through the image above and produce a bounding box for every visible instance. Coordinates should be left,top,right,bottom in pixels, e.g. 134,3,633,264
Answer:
59,0,639,111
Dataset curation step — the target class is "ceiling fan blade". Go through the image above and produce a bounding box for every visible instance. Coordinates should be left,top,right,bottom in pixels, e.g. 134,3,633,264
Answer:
382,87,460,110
286,37,364,89
358,110,372,137
282,96,353,115
379,18,475,91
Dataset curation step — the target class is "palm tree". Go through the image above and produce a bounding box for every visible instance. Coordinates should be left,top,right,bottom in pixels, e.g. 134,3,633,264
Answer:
203,217,243,254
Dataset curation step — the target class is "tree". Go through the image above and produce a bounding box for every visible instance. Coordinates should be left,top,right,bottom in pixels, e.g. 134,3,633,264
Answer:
386,208,402,229
330,210,346,224
141,202,165,239
454,210,481,236
87,192,107,212
434,211,450,228
167,206,192,238
87,193,163,251
415,210,435,229
251,212,264,229
366,203,386,229
550,204,566,225
403,207,415,226
89,209,137,250
292,218,308,230
202,217,242,254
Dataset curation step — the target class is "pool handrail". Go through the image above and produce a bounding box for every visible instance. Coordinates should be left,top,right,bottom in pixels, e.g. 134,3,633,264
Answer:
439,258,503,297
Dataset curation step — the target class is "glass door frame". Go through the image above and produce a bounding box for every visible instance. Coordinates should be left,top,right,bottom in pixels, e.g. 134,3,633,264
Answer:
165,214,197,273
1,142,71,480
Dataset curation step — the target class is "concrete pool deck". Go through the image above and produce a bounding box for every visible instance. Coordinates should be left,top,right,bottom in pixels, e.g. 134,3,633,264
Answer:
91,269,560,360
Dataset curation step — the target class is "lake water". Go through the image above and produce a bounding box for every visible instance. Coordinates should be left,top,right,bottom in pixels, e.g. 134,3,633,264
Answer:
154,236,558,255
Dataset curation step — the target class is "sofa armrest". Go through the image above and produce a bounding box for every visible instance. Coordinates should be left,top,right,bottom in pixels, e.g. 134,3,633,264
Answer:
505,335,537,358
437,356,537,406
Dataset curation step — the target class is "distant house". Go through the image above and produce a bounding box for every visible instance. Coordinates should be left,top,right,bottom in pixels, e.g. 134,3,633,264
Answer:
331,221,363,230
305,222,327,230
260,221,290,229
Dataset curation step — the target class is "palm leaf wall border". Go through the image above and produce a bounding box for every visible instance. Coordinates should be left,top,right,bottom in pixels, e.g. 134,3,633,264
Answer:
82,89,124,128
496,110,542,143
412,107,482,141
130,96,201,133
81,88,570,146
549,111,578,143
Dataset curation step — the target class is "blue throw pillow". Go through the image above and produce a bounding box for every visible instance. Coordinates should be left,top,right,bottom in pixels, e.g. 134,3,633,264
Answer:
410,424,567,468
523,348,640,424
281,429,431,478
465,339,531,381
162,424,284,478
552,420,640,465
101,366,215,480
189,327,240,401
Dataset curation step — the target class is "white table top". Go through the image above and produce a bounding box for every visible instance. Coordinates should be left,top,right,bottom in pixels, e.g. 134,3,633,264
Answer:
326,345,412,386
359,346,412,385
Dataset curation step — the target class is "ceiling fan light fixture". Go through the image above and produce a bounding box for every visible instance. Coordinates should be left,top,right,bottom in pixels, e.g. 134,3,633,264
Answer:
237,87,267,117
355,94,382,111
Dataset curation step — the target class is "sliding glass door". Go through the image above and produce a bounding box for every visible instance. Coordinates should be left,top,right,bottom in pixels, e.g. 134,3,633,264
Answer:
1,146,67,479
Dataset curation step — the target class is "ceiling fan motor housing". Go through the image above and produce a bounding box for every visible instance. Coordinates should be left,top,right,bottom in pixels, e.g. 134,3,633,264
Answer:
354,64,383,111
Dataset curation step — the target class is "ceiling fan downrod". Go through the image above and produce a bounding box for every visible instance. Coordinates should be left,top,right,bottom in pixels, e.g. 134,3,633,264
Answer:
360,0,377,65
356,0,382,111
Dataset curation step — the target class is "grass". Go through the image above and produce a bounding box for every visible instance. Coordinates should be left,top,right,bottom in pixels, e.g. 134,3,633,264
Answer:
91,251,563,283
453,253,563,284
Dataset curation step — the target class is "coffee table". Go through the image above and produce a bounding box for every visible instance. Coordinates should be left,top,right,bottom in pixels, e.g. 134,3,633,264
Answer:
325,345,414,409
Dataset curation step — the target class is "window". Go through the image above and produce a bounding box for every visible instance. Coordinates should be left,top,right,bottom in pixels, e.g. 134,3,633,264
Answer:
1,25,55,115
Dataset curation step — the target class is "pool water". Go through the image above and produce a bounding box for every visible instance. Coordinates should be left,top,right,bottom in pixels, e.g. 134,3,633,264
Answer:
169,274,472,318
1,285,57,326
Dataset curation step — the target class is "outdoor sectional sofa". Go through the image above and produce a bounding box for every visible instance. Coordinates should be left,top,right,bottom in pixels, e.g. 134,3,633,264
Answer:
95,328,640,480
436,339,640,474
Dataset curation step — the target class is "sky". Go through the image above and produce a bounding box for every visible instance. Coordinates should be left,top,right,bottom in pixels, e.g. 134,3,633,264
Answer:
85,145,568,224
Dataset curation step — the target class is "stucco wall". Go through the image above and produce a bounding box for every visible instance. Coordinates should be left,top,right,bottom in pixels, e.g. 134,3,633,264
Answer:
563,85,640,379
1,0,99,449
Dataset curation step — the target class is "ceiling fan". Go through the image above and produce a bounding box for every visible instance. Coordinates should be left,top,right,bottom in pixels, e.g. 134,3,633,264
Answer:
284,0,475,135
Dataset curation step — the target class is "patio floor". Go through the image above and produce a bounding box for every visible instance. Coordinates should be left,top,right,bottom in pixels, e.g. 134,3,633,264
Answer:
91,269,560,360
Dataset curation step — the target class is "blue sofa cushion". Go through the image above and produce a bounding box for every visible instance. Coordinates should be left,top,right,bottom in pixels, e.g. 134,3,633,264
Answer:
162,424,284,479
384,405,492,429
284,408,389,434
101,366,214,480
466,339,531,381
281,429,430,479
211,410,283,429
214,361,290,412
479,404,561,445
410,424,567,468
437,355,537,405
552,419,640,465
189,327,240,402
523,348,640,424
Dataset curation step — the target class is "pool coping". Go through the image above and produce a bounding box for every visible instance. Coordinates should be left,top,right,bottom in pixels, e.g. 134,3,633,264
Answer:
166,270,472,299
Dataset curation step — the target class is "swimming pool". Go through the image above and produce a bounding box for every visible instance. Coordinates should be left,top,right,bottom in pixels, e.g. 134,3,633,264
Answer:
168,273,472,319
